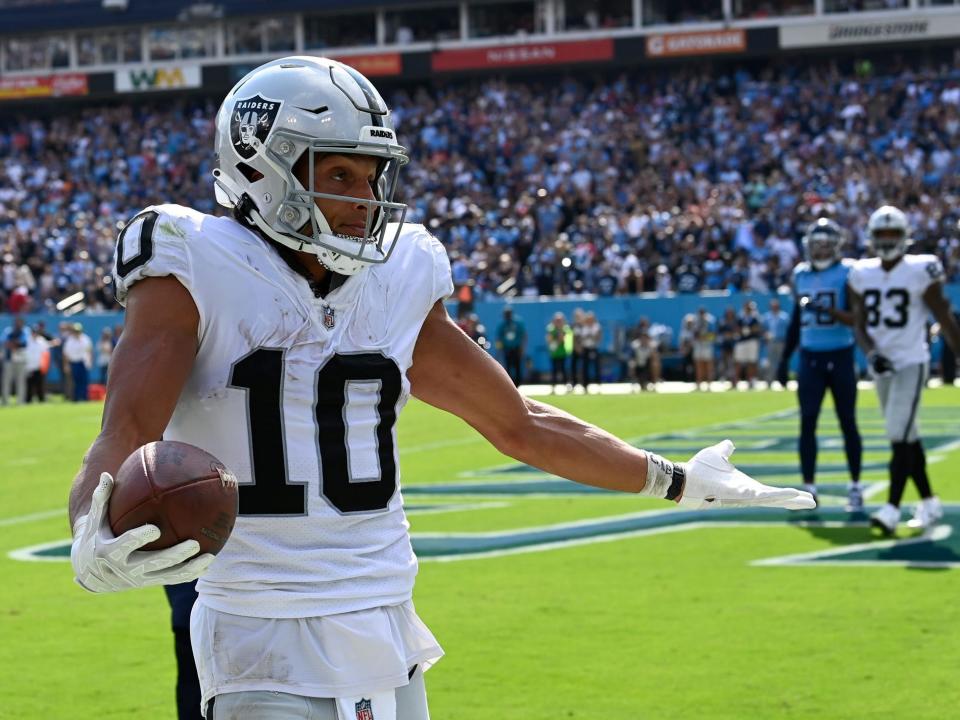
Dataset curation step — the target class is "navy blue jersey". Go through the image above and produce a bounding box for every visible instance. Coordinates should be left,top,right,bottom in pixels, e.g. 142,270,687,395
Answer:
793,259,855,351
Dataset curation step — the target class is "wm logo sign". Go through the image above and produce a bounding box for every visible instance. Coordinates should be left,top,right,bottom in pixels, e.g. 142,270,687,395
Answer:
117,66,201,93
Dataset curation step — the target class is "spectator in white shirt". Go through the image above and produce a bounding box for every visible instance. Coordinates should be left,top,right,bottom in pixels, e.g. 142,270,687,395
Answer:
25,325,49,403
63,323,93,402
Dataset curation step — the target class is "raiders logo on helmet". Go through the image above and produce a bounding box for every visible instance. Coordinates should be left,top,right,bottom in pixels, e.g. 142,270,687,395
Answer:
230,94,282,160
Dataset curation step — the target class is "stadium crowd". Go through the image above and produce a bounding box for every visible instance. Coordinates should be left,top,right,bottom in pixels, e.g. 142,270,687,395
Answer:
2,56,960,317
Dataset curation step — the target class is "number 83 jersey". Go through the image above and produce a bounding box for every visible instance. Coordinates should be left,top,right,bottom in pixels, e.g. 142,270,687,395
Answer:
848,254,945,371
113,204,454,619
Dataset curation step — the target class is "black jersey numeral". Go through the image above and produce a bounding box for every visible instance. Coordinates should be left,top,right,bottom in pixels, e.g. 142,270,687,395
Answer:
863,288,909,329
229,349,401,516
229,348,308,515
115,210,158,278
316,354,402,513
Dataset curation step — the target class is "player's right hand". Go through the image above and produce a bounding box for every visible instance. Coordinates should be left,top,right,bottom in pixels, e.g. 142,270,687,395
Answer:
678,440,815,510
868,351,893,377
70,473,215,593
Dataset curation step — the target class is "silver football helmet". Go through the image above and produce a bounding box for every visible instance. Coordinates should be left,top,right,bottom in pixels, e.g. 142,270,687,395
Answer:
213,56,409,275
867,205,910,262
802,218,845,271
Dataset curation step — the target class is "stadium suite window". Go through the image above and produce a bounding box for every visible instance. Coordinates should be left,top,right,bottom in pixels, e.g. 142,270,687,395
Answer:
264,17,296,53
181,26,217,58
385,5,460,43
304,12,376,49
146,26,214,61
467,1,541,38
824,0,907,9
227,19,264,54
561,0,632,30
3,34,69,71
733,0,813,17
148,28,179,61
642,0,722,25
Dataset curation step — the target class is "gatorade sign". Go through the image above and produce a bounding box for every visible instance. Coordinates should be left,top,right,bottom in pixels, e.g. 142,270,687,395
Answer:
116,65,201,92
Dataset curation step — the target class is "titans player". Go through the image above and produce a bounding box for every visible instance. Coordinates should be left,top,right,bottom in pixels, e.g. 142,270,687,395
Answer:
778,219,863,509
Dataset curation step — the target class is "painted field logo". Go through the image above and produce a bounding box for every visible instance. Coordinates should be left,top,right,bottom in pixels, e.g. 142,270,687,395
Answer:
12,505,960,568
11,407,960,568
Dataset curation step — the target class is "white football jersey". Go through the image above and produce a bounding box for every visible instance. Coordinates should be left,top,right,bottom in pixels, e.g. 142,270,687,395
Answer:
848,254,944,370
114,204,453,618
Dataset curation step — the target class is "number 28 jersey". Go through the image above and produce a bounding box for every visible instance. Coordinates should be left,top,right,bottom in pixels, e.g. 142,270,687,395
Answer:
848,254,944,370
793,259,855,352
113,204,453,619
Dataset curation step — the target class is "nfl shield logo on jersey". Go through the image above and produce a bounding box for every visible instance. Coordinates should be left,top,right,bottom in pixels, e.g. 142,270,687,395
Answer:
355,698,374,720
322,304,336,329
230,94,282,159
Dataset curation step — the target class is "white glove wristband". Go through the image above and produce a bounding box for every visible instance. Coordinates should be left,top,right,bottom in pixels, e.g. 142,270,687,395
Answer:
639,453,686,502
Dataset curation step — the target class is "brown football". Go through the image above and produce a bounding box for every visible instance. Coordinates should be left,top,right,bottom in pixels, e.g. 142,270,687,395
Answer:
108,440,239,555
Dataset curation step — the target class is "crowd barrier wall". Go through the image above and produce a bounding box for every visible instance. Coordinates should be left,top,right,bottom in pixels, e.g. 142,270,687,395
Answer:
4,285,959,385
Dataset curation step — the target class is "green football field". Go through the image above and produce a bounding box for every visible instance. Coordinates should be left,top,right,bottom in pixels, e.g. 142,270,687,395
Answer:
2,387,959,719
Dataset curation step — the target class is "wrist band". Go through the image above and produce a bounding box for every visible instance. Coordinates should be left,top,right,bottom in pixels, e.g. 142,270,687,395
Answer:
641,453,686,501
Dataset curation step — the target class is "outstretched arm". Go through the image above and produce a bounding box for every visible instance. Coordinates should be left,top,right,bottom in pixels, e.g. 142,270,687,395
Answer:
410,303,648,493
409,301,814,509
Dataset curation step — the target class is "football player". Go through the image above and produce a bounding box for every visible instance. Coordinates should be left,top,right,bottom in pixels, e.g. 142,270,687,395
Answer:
849,205,960,535
777,218,864,510
67,57,814,720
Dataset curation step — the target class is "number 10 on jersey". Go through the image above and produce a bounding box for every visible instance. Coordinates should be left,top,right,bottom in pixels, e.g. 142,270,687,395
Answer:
229,348,402,516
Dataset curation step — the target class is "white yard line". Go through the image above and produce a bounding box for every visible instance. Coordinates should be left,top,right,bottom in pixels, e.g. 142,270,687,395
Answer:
0,509,62,527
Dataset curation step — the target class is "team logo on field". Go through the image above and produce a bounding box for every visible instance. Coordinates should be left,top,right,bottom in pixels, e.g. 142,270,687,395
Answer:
231,94,281,159
355,698,374,720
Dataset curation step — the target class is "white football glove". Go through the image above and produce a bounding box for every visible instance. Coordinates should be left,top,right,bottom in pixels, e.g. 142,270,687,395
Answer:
679,440,816,510
71,473,215,593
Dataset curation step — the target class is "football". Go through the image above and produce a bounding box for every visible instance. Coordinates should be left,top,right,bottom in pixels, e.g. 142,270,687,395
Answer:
108,440,239,555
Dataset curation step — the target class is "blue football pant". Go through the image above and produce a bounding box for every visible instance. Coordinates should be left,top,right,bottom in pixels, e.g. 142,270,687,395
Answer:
796,348,862,483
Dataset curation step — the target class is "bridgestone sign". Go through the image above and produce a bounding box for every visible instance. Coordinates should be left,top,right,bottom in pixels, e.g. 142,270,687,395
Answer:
781,14,960,48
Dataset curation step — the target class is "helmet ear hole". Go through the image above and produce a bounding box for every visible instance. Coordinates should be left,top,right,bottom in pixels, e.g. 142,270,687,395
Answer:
235,162,265,183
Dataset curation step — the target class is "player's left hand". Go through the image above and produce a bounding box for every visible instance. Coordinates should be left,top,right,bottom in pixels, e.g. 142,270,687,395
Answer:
678,440,816,510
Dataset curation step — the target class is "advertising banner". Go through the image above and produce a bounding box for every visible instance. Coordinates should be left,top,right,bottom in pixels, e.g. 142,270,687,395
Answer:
780,15,960,48
645,29,746,58
116,65,201,92
0,73,88,100
331,53,402,77
432,39,613,72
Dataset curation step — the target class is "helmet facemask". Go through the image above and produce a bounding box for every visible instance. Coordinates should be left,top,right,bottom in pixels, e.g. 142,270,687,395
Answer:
870,228,907,262
806,236,841,270
866,205,910,262
802,219,844,270
270,133,408,274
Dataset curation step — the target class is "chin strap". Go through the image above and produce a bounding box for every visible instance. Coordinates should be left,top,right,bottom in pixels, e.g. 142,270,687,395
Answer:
213,168,311,253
